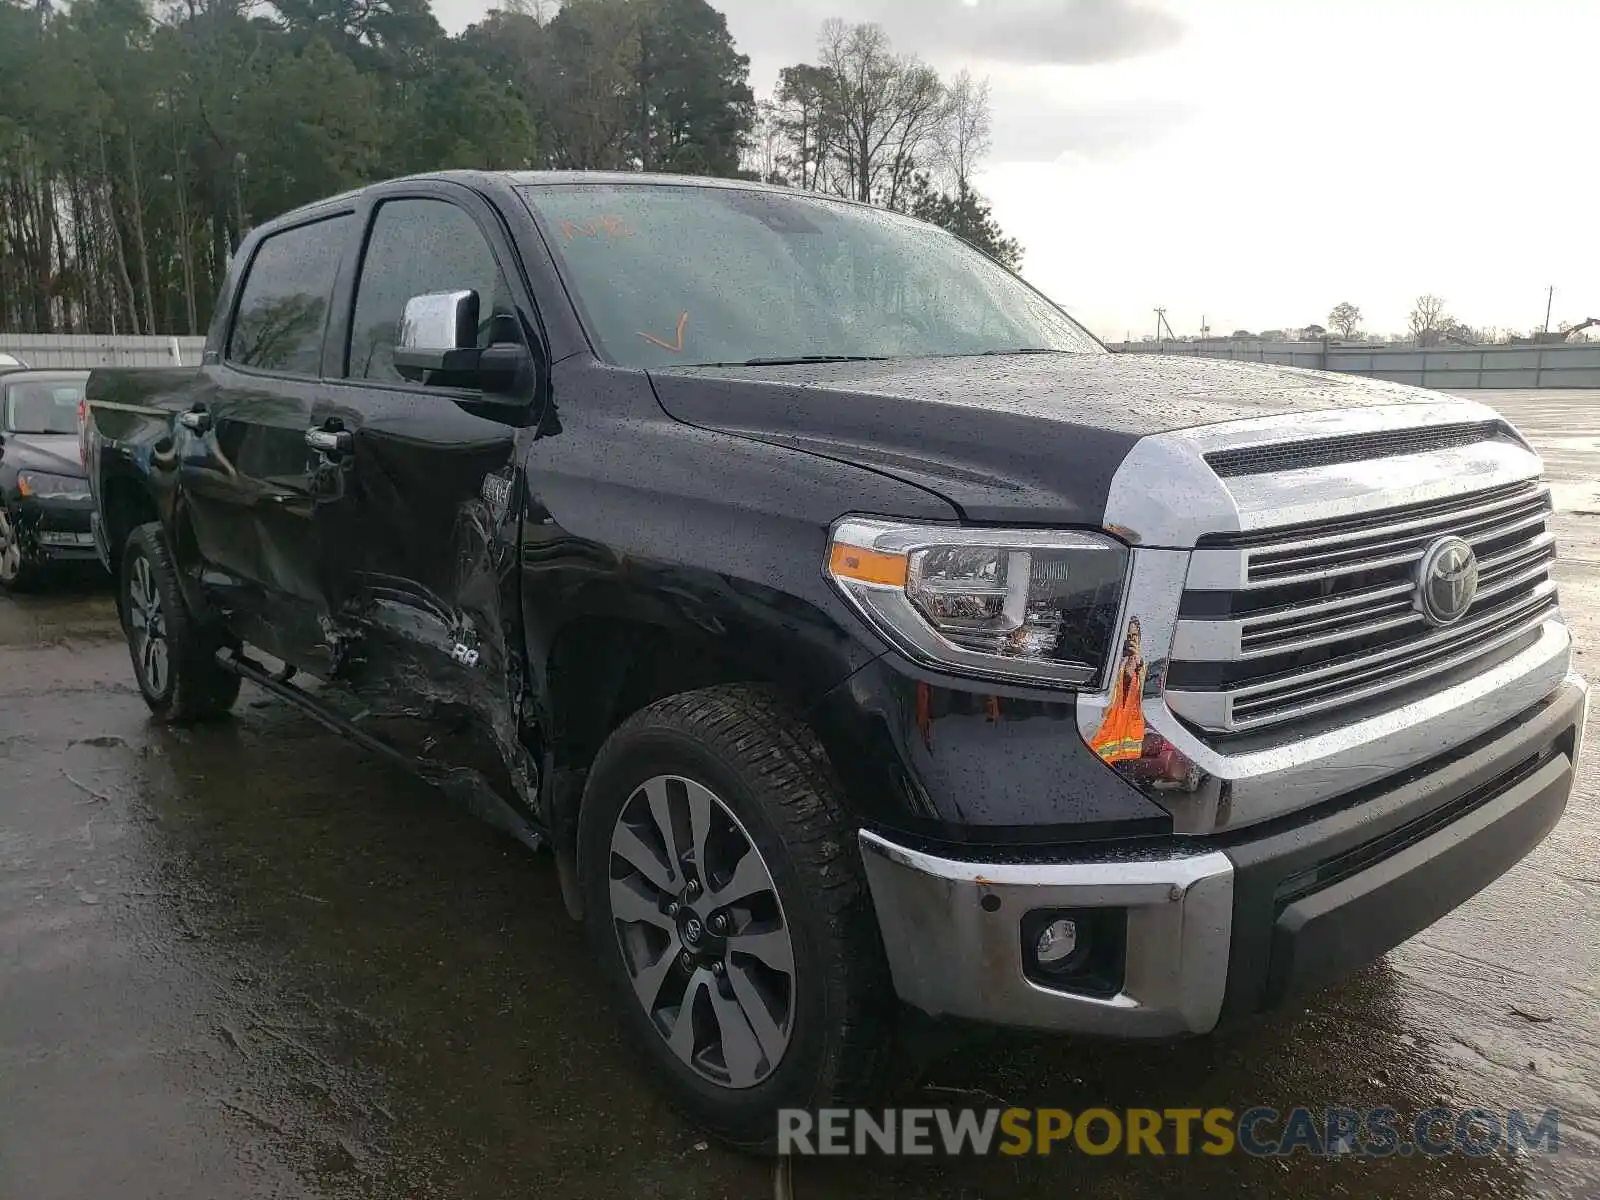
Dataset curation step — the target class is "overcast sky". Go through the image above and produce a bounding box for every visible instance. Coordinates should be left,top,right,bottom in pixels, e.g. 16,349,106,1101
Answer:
435,0,1600,342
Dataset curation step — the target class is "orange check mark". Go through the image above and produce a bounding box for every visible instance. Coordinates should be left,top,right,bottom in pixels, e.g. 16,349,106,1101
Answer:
638,311,688,352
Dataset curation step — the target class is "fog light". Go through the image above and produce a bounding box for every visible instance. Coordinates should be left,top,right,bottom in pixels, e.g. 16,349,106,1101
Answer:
1021,907,1126,998
1034,918,1079,968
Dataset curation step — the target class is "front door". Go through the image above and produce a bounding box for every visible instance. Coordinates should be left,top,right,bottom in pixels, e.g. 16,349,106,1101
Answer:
178,211,355,670
308,186,537,789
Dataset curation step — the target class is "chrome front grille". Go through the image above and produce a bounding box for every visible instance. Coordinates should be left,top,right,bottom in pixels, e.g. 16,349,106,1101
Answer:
1167,479,1559,735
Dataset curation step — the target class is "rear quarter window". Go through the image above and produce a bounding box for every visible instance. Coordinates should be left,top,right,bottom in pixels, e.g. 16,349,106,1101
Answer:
227,215,352,375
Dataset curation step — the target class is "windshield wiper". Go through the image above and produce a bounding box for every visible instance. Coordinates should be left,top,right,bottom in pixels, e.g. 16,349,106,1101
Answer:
718,355,892,367
975,347,1072,355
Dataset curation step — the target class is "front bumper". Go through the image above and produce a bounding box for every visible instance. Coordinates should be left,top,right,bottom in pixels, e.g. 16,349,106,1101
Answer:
859,674,1586,1037
14,493,98,561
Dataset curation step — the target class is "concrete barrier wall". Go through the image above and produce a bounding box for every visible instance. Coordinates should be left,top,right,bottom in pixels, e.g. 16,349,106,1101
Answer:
9,332,1599,388
0,334,208,369
1111,339,1600,389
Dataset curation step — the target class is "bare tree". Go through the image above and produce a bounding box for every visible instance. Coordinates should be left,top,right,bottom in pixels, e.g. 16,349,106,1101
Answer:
744,99,785,184
1408,293,1450,347
937,69,991,193
1327,301,1362,339
815,20,948,210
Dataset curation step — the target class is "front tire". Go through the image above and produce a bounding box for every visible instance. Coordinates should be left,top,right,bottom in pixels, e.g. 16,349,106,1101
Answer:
0,506,41,591
120,522,240,723
578,685,892,1151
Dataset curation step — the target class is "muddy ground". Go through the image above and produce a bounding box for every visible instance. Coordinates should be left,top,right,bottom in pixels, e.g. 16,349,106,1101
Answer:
2,390,1596,1199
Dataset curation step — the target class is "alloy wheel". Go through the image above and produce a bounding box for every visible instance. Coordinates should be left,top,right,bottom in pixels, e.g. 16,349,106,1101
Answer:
0,509,20,583
607,774,796,1089
127,553,170,695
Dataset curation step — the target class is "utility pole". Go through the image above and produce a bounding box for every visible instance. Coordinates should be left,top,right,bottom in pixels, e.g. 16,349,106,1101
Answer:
1543,285,1555,335
1153,308,1173,342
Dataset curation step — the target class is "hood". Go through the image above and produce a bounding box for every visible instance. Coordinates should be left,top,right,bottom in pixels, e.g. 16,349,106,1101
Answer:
648,352,1445,525
1,433,84,479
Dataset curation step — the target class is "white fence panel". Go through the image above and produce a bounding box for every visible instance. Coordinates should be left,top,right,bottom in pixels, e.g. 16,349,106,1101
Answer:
0,334,207,369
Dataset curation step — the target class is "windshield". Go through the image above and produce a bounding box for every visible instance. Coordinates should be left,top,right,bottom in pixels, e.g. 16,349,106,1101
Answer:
3,379,83,434
519,183,1100,369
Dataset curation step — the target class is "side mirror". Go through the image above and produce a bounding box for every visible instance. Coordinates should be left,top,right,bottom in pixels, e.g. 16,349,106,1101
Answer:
393,290,483,379
392,291,540,414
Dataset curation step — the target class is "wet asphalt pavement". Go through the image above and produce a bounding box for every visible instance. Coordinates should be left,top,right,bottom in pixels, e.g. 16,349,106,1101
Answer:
3,389,1598,1199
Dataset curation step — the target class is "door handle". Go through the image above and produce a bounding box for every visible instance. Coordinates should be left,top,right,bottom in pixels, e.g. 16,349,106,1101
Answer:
178,408,211,434
305,427,353,455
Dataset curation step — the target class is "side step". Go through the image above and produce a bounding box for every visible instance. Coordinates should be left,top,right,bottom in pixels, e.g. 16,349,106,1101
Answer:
219,649,420,773
215,649,545,853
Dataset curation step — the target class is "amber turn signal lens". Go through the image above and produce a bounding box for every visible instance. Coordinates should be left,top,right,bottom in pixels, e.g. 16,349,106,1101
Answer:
828,543,909,588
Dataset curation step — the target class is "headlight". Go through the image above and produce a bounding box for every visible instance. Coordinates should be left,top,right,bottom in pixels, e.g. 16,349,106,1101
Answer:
17,471,89,499
826,518,1129,687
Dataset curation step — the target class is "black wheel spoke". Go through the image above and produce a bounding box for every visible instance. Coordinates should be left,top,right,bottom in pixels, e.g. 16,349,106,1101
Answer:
709,849,771,908
611,822,676,894
629,942,680,1012
727,927,793,975
643,776,682,869
609,874,675,933
685,780,714,882
707,975,765,1088
666,969,709,1062
725,961,788,1067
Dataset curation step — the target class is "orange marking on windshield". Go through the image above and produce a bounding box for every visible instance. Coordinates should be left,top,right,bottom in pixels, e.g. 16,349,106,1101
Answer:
562,215,634,241
638,311,689,353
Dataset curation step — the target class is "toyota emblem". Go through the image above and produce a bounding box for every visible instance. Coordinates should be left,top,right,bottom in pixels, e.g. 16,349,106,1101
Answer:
1415,536,1479,626
683,916,703,944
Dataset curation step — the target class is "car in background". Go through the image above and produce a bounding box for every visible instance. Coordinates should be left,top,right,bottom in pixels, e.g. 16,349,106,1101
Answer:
0,369,98,589
0,352,29,377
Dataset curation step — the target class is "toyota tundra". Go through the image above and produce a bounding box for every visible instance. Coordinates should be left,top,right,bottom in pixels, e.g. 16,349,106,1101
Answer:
82,172,1587,1147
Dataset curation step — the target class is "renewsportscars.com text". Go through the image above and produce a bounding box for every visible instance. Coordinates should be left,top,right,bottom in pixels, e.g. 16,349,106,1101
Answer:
777,1106,1561,1158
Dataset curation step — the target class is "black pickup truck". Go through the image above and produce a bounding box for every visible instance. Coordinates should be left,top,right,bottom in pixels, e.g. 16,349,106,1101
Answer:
84,171,1587,1146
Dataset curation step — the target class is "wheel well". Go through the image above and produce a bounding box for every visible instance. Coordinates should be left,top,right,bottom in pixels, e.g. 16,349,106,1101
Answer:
547,617,792,774
543,617,800,882
100,472,159,579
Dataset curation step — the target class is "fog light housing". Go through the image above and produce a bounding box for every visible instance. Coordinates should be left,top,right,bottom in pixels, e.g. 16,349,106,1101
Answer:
1035,918,1079,967
1021,907,1126,998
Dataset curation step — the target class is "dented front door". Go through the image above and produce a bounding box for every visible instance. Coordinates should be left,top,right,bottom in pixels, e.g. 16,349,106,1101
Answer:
304,185,535,795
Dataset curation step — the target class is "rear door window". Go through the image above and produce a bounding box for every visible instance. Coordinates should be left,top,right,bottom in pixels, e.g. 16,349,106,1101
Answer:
346,198,522,384
226,214,352,375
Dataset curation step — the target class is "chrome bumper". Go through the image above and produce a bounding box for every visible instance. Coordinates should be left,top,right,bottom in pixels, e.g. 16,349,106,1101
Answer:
857,832,1235,1037
860,674,1586,1038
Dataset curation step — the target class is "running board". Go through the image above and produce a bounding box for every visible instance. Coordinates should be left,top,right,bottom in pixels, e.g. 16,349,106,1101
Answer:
215,649,545,853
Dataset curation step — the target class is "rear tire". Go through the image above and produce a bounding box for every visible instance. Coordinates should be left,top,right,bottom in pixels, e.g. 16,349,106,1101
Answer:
578,684,892,1151
120,522,240,723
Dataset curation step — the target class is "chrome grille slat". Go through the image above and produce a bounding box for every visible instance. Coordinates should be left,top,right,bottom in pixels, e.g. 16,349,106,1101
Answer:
1242,500,1551,588
1169,471,1558,736
1239,481,1546,564
1236,534,1558,657
1226,595,1558,730
1244,578,1417,634
1230,581,1557,703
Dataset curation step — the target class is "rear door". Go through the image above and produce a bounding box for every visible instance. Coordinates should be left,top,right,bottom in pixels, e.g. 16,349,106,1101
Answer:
178,210,355,670
308,183,538,759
